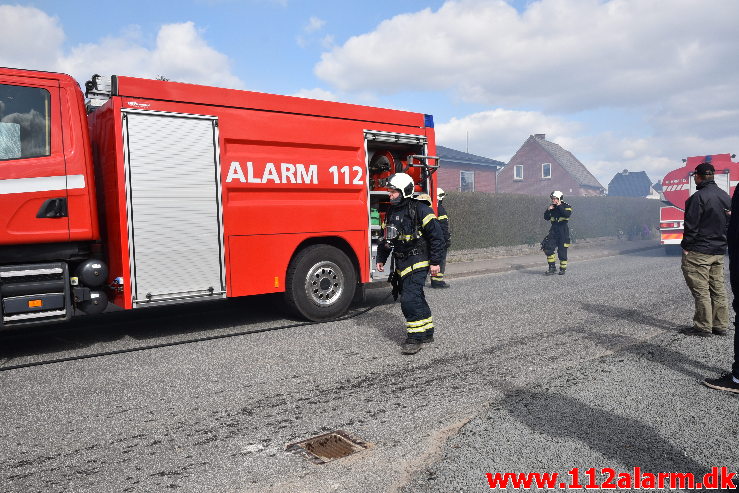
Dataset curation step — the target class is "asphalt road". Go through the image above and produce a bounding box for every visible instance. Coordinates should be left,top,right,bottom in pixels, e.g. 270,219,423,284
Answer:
1,246,737,492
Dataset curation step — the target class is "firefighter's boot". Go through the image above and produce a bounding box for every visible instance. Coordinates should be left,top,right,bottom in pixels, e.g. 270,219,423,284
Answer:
558,268,566,275
545,263,557,276
423,330,434,344
401,337,423,355
430,280,449,288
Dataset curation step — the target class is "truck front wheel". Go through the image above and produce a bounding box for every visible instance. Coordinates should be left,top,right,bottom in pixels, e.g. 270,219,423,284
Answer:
284,245,357,321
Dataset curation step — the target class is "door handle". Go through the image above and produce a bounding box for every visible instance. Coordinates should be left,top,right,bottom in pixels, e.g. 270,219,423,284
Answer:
36,198,68,218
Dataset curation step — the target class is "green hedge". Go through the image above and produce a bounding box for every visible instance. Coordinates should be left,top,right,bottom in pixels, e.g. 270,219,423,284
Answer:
443,192,660,250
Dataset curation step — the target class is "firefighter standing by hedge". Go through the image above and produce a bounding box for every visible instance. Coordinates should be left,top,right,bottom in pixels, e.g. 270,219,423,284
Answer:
543,190,572,275
376,173,445,355
431,188,451,288
416,191,450,288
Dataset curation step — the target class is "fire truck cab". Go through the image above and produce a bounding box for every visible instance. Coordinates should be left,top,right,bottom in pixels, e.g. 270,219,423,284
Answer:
0,68,438,327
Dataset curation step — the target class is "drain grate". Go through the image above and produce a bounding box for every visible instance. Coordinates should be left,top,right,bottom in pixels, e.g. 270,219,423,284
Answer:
286,430,369,464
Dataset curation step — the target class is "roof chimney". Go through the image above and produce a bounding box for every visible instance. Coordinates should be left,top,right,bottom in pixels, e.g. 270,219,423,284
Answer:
534,134,545,140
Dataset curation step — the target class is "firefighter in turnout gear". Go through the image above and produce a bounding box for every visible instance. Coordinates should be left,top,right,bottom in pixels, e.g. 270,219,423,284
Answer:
543,190,572,275
376,173,445,355
431,188,451,288
415,192,450,288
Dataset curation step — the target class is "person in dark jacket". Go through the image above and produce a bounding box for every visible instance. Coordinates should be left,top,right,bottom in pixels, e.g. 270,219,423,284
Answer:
704,174,739,393
680,161,731,337
543,190,572,275
376,173,445,355
431,187,451,288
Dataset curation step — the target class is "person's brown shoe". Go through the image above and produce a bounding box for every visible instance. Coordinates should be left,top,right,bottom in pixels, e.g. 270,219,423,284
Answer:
680,326,711,337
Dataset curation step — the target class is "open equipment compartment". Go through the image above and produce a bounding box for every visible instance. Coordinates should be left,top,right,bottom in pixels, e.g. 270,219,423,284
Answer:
364,130,437,281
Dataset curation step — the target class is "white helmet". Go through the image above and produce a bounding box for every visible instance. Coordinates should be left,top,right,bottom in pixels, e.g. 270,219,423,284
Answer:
387,173,415,199
550,190,564,200
437,187,446,201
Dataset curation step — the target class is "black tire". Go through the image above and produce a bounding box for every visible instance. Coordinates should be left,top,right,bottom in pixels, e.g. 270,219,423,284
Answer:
284,245,357,321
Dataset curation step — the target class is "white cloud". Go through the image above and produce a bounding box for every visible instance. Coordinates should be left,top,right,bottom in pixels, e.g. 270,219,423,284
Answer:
291,88,339,101
0,5,242,89
305,16,325,33
0,5,65,71
565,133,674,186
297,15,328,48
436,108,581,162
317,0,739,188
60,22,242,89
435,108,732,187
560,128,739,187
321,34,335,50
315,0,739,112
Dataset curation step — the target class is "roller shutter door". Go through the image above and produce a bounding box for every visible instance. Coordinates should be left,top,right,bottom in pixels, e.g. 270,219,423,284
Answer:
123,111,224,305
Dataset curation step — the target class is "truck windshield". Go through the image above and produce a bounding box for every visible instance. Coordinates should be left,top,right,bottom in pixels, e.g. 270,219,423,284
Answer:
0,83,51,161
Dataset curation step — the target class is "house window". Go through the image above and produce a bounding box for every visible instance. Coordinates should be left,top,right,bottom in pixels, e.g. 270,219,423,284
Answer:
460,171,475,192
514,165,523,180
542,163,551,179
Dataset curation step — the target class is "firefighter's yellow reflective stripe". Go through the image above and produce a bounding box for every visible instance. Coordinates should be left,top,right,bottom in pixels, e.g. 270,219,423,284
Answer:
407,317,432,328
438,215,448,220
399,233,423,242
421,213,435,227
431,273,444,280
397,261,430,277
564,207,572,211
560,260,568,267
407,317,433,332
550,217,569,222
563,243,570,247
547,254,556,262
407,322,433,333
559,217,569,221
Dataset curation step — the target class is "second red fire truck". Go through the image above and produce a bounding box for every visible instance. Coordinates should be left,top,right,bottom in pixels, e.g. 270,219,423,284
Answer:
0,68,439,327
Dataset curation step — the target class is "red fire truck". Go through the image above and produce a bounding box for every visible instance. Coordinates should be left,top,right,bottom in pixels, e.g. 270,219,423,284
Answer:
659,153,738,253
0,68,439,326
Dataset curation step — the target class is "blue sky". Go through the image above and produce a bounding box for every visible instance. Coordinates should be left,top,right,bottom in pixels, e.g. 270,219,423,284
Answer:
3,0,738,189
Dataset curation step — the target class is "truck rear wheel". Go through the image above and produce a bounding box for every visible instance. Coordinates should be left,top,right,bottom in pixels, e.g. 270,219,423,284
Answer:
284,245,357,321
